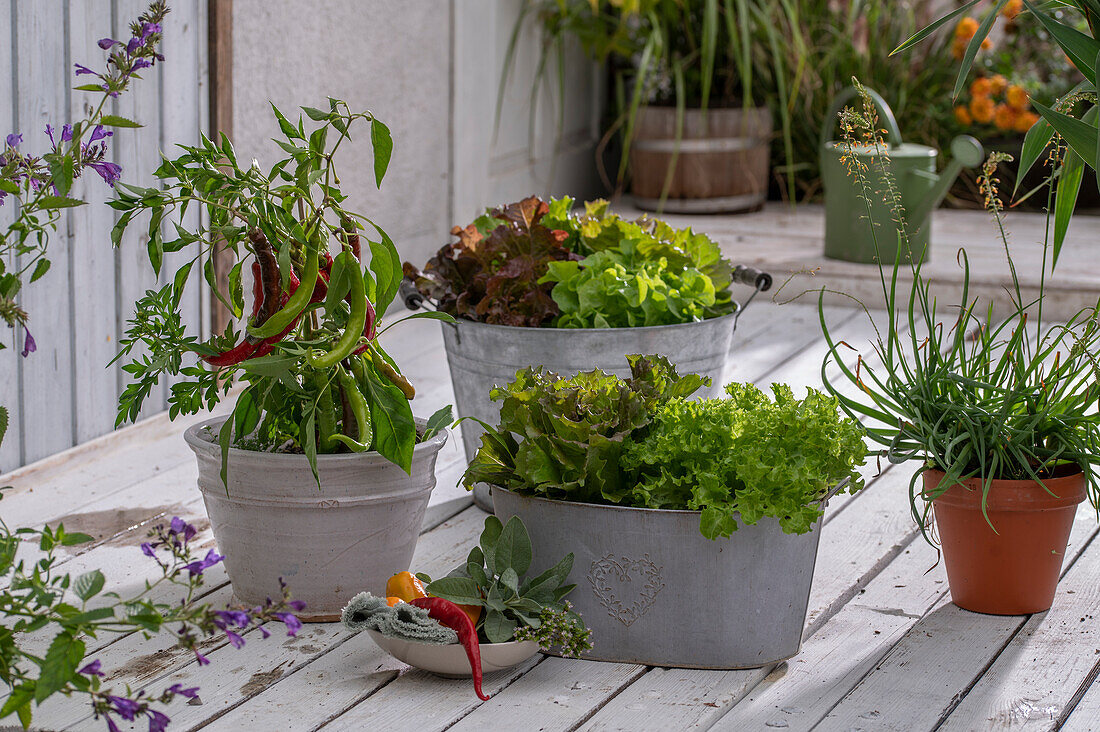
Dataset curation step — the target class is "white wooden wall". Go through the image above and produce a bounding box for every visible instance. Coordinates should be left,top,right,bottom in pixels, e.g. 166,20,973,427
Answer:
0,0,207,472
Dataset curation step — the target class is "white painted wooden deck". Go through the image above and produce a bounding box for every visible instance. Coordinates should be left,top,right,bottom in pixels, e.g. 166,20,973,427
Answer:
5,294,1100,731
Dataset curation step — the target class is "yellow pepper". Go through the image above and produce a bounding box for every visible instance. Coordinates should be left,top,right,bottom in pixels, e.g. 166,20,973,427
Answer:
387,570,481,625
385,571,428,603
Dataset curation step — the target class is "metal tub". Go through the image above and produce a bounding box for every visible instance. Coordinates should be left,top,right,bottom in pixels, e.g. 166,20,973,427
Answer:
492,487,823,669
442,312,739,510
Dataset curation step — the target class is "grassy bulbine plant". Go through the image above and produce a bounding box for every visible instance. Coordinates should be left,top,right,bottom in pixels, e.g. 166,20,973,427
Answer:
819,82,1100,537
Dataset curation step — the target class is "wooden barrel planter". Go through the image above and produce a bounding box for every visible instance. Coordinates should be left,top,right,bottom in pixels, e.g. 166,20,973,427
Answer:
630,106,773,214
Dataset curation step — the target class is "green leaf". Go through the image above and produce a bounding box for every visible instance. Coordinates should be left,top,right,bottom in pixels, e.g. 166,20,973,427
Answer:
493,516,532,576
359,361,416,472
302,106,329,121
172,260,195,308
499,566,519,595
370,118,393,188
0,684,34,722
1015,116,1055,195
367,227,402,314
73,570,106,601
425,576,483,605
1032,99,1099,170
37,195,85,210
58,531,93,546
422,405,453,440
29,258,51,283
483,609,518,643
1054,149,1085,270
524,552,574,596
35,632,85,703
1023,0,1100,85
479,515,504,575
97,114,142,128
953,0,1009,100
0,179,18,194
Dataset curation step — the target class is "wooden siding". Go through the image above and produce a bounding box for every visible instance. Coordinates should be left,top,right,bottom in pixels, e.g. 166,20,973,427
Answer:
0,0,207,471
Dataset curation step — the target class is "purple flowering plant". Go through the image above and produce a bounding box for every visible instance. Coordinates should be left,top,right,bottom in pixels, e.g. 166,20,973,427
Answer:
0,0,167,385
0,513,304,731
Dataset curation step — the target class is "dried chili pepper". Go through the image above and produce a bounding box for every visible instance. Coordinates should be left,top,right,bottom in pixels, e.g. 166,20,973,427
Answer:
248,227,282,327
409,597,490,701
249,234,320,340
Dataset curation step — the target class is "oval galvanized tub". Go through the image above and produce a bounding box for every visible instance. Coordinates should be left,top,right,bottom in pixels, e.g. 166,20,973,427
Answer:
443,311,739,510
185,417,448,621
492,487,823,669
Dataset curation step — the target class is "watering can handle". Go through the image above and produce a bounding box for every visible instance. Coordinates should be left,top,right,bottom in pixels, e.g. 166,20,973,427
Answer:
820,86,903,149
400,278,425,311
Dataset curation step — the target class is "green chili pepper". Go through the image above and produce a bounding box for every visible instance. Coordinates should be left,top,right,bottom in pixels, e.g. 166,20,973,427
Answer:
308,252,367,369
248,235,320,340
314,375,340,453
335,366,373,451
370,344,415,400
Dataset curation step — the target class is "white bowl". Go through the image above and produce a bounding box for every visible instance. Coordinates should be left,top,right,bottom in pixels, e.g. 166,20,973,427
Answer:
366,630,540,678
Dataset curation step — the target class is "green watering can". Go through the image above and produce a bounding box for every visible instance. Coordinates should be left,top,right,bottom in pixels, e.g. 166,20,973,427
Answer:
821,86,984,264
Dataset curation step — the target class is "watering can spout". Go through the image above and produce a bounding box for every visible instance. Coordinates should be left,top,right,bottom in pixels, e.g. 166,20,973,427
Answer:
909,135,984,224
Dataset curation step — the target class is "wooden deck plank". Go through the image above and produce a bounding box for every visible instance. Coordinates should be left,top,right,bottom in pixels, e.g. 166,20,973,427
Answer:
812,505,1100,732
1061,677,1100,732
57,508,490,731
931,535,1100,731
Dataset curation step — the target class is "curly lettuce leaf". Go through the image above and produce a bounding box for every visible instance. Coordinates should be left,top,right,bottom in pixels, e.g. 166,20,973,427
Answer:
622,382,868,538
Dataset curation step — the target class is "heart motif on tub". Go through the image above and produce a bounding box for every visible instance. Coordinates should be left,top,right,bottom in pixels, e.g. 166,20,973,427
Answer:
588,554,665,627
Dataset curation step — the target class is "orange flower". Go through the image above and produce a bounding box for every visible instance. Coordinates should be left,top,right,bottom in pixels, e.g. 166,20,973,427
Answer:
955,105,973,126
989,75,1008,95
951,37,968,60
955,16,979,38
993,104,1017,131
1005,85,1029,110
981,37,993,51
1002,0,1023,20
1014,111,1040,133
970,95,995,124
971,77,994,98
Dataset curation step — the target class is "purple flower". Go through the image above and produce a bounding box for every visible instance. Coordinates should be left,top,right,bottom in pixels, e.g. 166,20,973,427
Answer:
214,609,251,628
166,684,199,700
287,600,307,612
141,542,157,558
184,549,224,577
258,625,271,639
88,160,122,187
62,124,73,142
98,37,116,50
169,516,197,544
21,329,35,358
140,22,162,42
79,659,105,677
45,124,56,146
89,125,113,143
146,709,170,732
274,612,302,637
225,630,245,649
74,63,99,77
5,133,21,148
107,717,121,732
131,58,153,72
194,649,210,666
107,696,141,722
126,36,142,55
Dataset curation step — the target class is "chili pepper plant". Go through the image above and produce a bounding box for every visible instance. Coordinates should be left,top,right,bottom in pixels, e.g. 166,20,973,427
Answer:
111,99,453,480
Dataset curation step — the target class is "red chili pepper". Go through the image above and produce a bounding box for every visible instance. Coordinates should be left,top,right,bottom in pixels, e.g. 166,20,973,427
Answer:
201,339,257,367
350,299,377,356
310,270,329,304
409,597,489,701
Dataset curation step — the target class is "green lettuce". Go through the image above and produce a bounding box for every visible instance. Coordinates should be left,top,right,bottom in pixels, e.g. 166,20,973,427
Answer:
622,383,868,538
462,355,709,504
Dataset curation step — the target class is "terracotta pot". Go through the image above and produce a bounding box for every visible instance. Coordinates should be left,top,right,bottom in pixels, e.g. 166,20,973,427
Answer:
926,467,1087,615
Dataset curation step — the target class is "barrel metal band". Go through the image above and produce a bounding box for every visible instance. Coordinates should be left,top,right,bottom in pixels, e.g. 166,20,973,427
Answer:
632,137,763,153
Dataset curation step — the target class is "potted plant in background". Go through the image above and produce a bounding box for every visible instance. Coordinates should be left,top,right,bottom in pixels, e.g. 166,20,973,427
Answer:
819,78,1100,615
522,0,776,212
463,355,867,668
111,99,454,621
402,195,771,509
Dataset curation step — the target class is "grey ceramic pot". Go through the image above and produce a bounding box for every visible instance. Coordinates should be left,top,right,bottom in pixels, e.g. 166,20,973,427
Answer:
185,417,448,621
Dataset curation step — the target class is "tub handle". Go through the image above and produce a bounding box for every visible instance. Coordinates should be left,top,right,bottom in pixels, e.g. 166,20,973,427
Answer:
820,477,851,507
730,266,773,335
400,278,425,311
